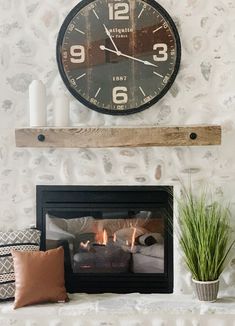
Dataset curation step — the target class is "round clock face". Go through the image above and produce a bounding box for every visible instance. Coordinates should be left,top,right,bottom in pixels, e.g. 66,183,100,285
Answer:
57,0,181,115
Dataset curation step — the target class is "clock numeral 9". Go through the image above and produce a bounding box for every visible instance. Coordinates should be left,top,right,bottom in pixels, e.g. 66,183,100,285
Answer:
108,3,129,20
112,87,128,104
70,45,85,63
153,43,168,62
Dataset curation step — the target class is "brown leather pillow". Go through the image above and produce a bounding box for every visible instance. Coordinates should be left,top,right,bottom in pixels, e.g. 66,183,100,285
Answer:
11,246,68,309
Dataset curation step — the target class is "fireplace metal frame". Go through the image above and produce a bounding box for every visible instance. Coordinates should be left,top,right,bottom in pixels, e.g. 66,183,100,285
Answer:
36,185,173,294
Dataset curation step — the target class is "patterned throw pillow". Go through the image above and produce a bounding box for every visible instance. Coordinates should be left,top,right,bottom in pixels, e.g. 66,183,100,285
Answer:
0,229,41,301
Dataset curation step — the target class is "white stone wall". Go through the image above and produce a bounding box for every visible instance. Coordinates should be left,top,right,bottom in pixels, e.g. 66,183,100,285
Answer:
0,0,234,295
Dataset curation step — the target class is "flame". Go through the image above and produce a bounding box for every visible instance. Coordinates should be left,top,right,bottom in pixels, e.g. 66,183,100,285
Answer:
113,232,117,242
130,227,137,252
95,229,108,245
103,229,108,245
80,240,90,250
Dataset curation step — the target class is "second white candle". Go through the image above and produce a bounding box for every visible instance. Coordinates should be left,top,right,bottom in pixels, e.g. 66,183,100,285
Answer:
54,95,70,127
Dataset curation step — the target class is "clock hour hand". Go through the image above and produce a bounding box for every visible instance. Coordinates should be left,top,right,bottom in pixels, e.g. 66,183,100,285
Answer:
103,24,120,54
100,45,158,68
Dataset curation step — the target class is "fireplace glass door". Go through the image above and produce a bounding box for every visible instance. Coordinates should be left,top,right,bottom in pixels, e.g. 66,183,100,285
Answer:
46,209,165,275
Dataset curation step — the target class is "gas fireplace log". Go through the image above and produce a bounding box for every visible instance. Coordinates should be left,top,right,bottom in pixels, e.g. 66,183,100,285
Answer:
137,233,164,246
73,243,131,273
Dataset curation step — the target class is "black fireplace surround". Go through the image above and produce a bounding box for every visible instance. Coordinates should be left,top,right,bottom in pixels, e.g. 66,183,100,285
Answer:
36,185,173,294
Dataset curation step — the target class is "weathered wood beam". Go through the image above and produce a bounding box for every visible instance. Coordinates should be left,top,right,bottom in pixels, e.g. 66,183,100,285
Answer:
15,125,221,148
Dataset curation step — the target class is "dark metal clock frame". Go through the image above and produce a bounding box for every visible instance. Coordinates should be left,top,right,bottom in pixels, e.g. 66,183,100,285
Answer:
56,0,181,115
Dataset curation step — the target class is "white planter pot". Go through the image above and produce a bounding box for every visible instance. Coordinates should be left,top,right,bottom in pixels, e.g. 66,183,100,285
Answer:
192,279,219,302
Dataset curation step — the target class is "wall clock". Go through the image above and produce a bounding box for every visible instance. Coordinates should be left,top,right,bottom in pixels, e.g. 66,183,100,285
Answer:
56,0,181,115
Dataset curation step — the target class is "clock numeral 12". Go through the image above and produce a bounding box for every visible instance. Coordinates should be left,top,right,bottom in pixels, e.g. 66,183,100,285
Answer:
70,45,85,63
112,87,128,104
153,43,168,62
108,3,129,20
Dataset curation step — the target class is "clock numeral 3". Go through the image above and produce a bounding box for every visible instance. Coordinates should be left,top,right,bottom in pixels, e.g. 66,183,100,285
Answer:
112,87,128,104
70,45,85,63
108,3,129,20
153,43,168,62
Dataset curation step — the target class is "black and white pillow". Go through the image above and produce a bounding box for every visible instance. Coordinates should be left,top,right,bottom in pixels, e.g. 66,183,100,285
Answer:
0,229,41,301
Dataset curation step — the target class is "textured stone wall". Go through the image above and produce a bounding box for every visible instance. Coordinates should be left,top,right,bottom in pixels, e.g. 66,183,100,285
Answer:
0,0,234,295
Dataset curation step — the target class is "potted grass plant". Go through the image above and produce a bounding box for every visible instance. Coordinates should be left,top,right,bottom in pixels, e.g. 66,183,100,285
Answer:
177,187,234,302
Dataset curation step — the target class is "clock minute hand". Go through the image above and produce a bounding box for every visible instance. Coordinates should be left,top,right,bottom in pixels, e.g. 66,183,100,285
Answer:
99,45,158,68
103,24,120,53
119,51,158,68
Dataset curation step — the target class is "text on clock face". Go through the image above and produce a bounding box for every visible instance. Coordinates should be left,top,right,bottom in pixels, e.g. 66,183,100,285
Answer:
112,76,127,81
57,0,181,114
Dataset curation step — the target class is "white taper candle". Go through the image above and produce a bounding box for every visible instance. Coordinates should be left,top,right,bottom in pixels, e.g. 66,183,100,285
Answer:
29,80,47,127
54,95,70,127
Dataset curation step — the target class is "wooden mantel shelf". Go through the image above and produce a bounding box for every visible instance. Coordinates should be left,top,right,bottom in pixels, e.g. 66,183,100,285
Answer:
15,125,221,148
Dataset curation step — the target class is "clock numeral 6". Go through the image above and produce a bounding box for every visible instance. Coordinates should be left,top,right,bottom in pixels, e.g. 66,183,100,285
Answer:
112,87,128,104
70,45,85,63
153,43,168,62
108,3,129,20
